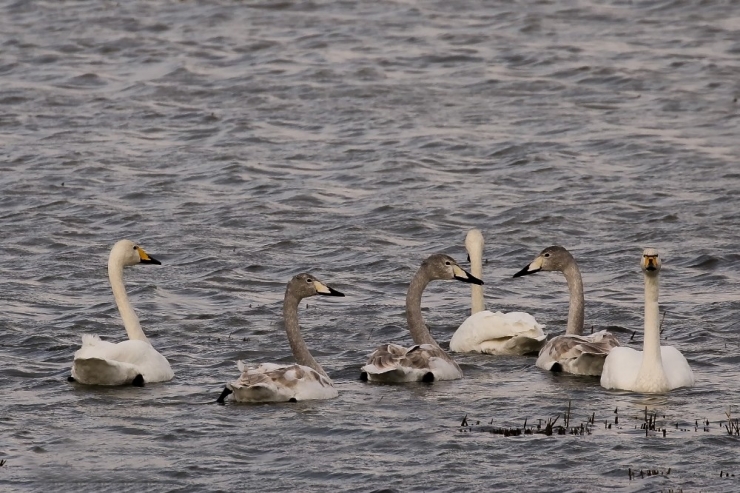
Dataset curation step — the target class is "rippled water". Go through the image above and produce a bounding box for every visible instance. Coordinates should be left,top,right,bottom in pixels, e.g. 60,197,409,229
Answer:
2,0,740,491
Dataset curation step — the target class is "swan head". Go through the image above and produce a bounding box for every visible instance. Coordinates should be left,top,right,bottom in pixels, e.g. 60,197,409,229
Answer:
642,248,661,275
422,254,483,285
110,239,161,267
464,229,484,260
513,245,573,277
289,273,344,299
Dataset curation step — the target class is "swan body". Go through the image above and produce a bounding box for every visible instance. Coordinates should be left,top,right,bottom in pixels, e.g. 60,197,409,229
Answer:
513,245,619,376
73,336,173,385
362,343,463,383
450,230,546,355
600,249,694,393
225,361,337,403
451,311,547,355
70,240,173,386
362,254,483,383
535,330,620,376
218,274,344,404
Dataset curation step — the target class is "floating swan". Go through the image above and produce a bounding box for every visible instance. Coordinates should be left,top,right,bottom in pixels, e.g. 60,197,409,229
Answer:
217,273,344,404
70,239,173,386
513,246,619,376
601,249,694,393
361,254,483,383
450,229,547,355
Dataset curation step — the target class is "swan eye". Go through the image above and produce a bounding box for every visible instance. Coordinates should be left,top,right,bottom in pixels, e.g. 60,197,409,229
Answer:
544,253,550,258
133,246,138,250
445,261,451,266
306,279,312,283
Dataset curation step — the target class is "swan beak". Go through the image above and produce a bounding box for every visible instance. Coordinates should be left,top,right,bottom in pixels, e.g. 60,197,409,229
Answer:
513,256,542,278
643,256,659,272
138,248,161,265
453,265,484,285
314,281,345,297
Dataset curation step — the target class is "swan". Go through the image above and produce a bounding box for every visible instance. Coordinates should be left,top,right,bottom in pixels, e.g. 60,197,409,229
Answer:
449,229,547,355
70,239,173,386
600,249,694,393
361,254,483,383
217,273,344,404
513,246,619,376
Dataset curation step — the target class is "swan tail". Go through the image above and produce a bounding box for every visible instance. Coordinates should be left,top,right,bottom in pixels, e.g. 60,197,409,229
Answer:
80,334,102,347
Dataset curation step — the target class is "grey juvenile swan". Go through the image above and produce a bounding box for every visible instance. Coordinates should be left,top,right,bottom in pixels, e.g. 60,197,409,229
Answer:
513,246,619,376
217,273,344,404
361,254,483,383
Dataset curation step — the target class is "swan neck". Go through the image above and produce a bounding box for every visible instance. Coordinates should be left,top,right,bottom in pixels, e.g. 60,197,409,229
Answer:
563,261,585,335
283,289,327,378
406,266,438,346
108,258,148,342
468,247,485,315
642,274,663,366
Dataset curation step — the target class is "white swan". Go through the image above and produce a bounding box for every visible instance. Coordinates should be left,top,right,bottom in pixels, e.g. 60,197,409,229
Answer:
70,239,173,386
450,229,547,355
513,246,620,376
601,249,694,393
361,254,483,383
217,273,344,404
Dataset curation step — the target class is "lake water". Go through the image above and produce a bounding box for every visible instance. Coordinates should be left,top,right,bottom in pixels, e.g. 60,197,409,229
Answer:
1,0,739,491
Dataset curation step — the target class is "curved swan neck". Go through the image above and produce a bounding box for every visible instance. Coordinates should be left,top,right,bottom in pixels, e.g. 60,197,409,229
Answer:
406,266,438,346
642,274,663,366
108,258,148,342
468,246,485,315
283,289,327,378
562,260,585,335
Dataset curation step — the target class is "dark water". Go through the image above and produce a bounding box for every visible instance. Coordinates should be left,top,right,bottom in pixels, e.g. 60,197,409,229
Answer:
1,0,739,491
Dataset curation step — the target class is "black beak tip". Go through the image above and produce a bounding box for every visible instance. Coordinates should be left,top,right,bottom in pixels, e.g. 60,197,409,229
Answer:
513,265,533,278
456,273,484,285
142,257,161,265
322,287,345,297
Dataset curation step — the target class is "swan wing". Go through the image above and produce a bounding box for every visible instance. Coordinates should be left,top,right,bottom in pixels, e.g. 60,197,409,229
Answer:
362,343,461,382
72,336,173,385
537,331,620,376
450,310,547,355
227,362,336,403
600,346,643,390
660,346,695,390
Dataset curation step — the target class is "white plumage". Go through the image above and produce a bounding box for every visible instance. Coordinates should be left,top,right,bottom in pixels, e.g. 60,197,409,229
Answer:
450,230,546,355
71,239,173,386
601,249,694,393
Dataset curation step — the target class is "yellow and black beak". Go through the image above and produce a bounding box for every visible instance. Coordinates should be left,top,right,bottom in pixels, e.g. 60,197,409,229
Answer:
137,247,161,265
513,256,542,278
452,264,484,285
313,280,344,297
